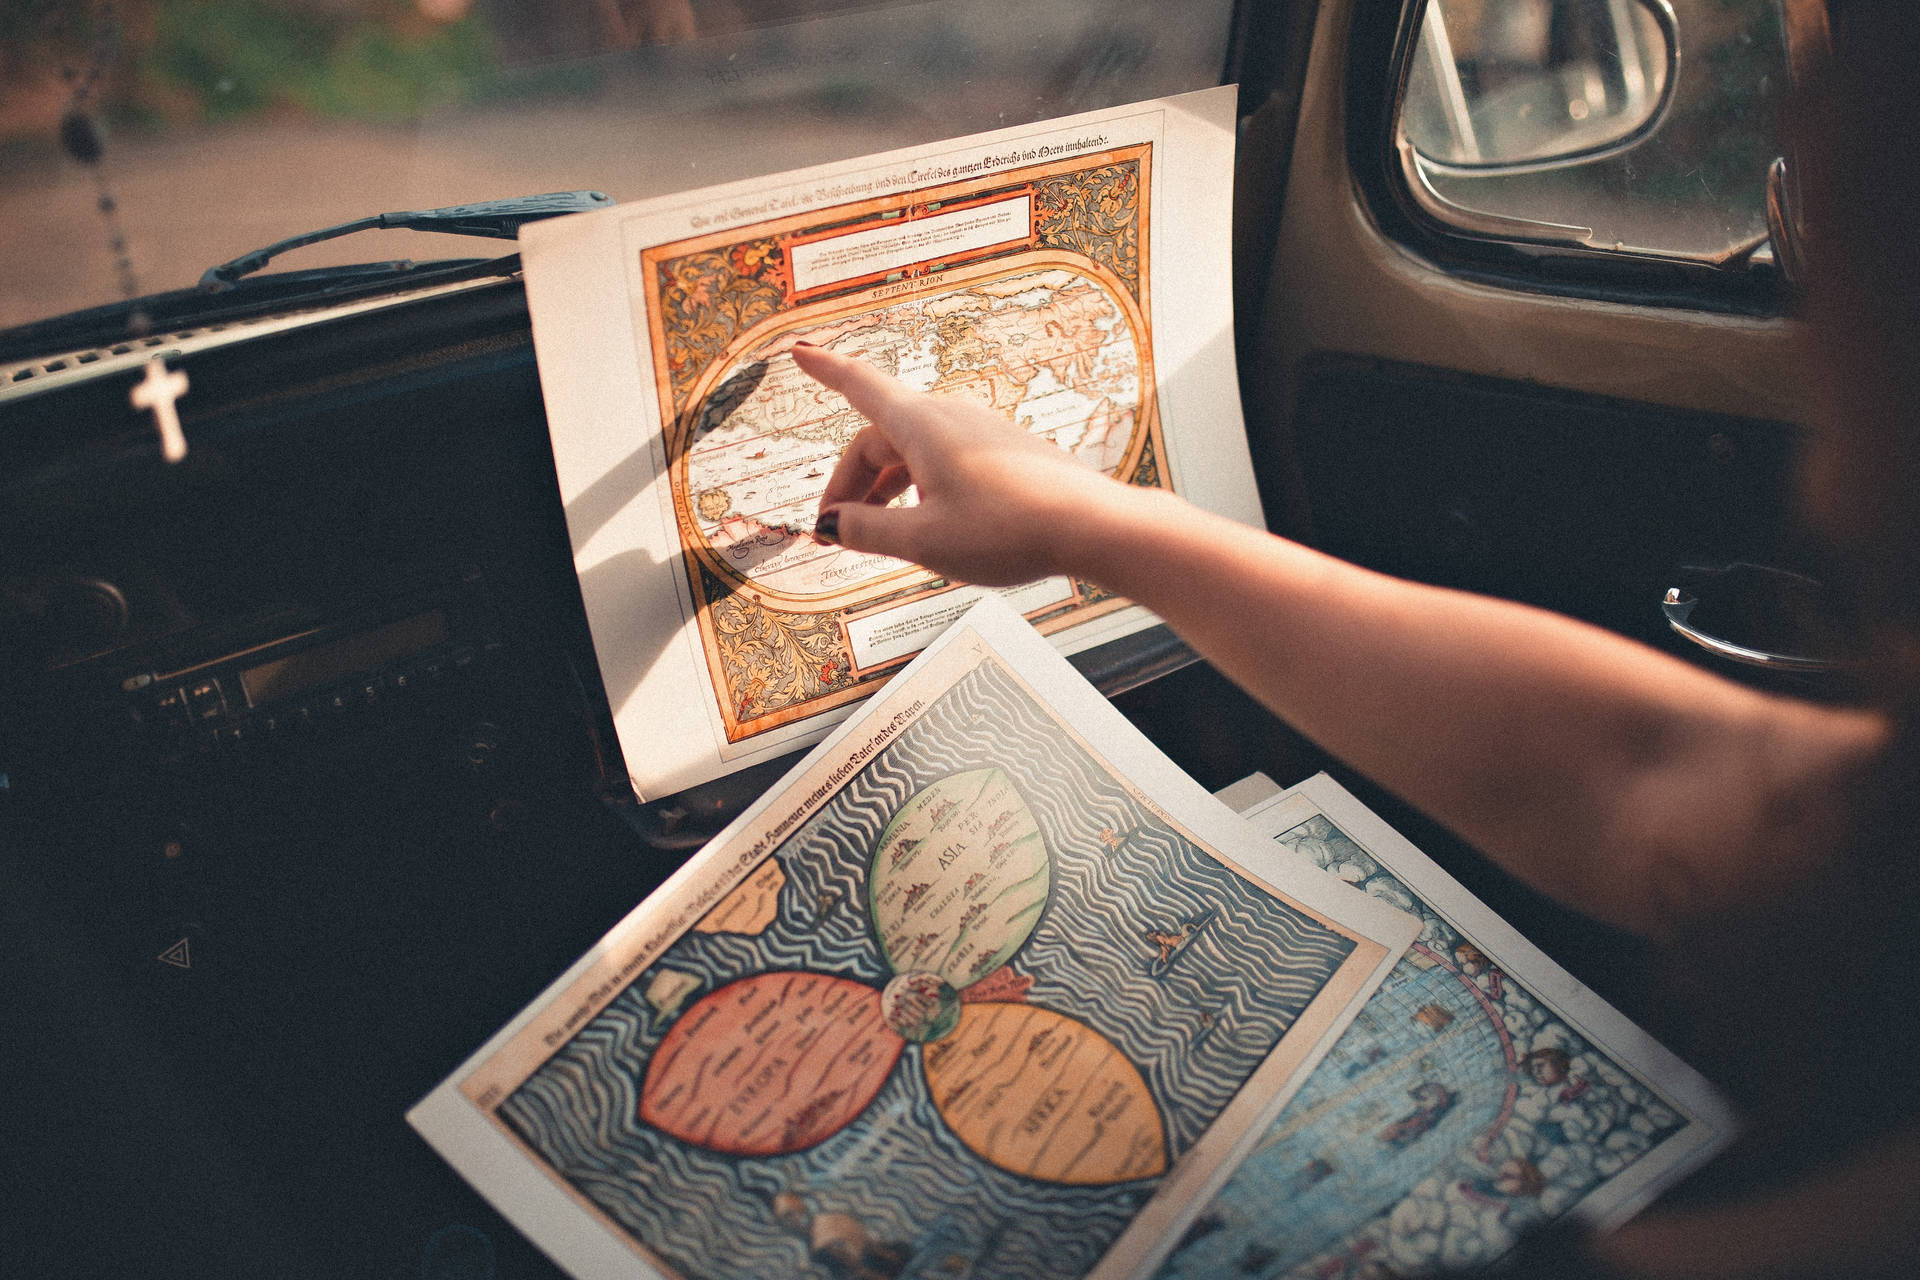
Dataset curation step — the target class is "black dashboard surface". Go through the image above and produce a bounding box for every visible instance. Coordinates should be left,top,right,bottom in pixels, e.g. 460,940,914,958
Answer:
3,281,683,1276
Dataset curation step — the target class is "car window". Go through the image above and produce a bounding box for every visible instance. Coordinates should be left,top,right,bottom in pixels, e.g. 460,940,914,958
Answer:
1397,0,1790,266
0,0,1235,333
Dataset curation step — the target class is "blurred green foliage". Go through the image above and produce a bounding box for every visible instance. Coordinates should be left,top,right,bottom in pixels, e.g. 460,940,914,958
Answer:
149,0,500,123
0,0,509,138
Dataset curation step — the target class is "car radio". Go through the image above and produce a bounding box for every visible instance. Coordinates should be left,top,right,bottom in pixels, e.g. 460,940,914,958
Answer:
96,569,507,769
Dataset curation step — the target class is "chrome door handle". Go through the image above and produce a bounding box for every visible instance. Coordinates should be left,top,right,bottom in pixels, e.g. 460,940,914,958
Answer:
1661,585,1838,672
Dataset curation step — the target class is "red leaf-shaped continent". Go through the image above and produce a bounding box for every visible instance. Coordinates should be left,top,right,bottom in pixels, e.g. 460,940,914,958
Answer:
640,972,904,1155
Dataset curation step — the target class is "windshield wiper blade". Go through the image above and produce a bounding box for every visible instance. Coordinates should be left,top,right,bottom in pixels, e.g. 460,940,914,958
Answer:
198,190,614,292
0,258,519,365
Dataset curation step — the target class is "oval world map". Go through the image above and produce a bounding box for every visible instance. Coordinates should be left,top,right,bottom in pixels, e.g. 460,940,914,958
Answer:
677,262,1151,605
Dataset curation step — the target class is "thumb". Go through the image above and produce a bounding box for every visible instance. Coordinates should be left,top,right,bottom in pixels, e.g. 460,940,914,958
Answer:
819,501,929,565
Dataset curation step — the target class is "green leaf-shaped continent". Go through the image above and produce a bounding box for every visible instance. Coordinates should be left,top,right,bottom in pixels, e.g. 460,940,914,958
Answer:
869,768,1049,987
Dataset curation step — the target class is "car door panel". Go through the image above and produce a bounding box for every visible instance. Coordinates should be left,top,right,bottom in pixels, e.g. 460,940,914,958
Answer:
1242,0,1817,665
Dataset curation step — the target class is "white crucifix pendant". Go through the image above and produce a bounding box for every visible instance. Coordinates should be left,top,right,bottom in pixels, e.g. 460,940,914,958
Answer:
131,356,189,463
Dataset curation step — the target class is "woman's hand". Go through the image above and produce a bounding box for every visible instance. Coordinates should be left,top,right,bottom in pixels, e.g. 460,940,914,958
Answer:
798,341,1886,949
793,343,1134,586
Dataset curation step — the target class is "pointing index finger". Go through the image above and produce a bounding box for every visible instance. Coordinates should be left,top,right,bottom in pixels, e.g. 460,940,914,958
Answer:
792,342,924,511
791,343,916,440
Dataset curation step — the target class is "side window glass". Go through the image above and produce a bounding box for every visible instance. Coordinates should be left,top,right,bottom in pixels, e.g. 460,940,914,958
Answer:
1397,0,1790,265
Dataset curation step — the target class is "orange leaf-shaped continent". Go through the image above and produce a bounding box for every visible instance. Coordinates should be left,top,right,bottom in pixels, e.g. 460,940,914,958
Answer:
640,972,903,1155
921,1002,1167,1185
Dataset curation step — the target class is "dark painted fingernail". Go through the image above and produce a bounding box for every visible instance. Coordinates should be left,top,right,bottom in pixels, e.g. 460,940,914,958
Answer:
793,340,818,349
813,509,840,545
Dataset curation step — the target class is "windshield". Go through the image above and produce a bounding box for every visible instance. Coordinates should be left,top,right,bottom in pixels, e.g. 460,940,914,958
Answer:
1,0,1236,335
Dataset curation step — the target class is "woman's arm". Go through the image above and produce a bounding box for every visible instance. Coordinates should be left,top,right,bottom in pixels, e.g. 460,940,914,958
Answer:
795,344,1888,938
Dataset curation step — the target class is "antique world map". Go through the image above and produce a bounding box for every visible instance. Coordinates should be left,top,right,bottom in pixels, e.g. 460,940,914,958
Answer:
480,637,1391,1280
682,264,1146,604
639,148,1165,744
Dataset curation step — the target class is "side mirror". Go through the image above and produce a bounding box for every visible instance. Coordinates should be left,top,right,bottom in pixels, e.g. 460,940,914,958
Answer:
1402,0,1678,171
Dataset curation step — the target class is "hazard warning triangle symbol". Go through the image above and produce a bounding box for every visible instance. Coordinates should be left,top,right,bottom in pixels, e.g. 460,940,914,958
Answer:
158,937,191,969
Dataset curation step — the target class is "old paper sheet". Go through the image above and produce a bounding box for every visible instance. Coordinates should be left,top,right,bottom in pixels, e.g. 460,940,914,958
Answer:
520,86,1254,799
411,599,1416,1280
1154,773,1739,1280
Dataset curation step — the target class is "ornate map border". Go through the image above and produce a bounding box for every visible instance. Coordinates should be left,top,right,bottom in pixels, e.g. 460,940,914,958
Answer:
637,146,1165,743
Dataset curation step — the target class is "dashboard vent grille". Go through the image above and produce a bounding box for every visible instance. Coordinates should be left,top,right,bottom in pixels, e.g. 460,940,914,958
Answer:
3,325,226,388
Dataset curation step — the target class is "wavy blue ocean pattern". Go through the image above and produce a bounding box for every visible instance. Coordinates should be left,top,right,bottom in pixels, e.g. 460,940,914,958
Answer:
498,656,1358,1280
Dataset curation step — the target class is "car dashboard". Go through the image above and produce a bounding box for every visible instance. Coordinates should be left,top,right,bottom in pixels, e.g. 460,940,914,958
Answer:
0,270,1289,1276
3,275,655,1274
